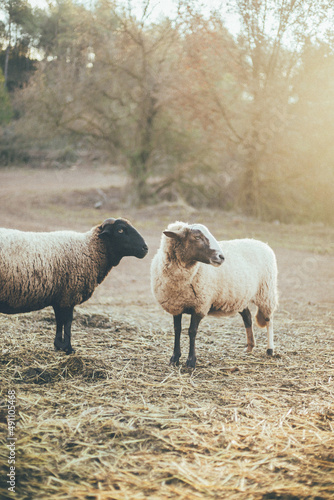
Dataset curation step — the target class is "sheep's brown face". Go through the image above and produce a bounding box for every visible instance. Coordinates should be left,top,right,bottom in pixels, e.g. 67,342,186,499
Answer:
186,227,224,266
164,224,224,267
99,218,148,262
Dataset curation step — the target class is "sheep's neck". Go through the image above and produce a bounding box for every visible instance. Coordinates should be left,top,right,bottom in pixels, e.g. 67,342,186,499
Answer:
165,252,199,282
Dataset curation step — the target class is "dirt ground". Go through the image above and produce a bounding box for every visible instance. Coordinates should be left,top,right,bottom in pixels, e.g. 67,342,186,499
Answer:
0,164,333,499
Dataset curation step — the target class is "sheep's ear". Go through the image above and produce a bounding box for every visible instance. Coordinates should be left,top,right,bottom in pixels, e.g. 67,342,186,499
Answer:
101,218,116,228
163,230,181,240
99,218,116,238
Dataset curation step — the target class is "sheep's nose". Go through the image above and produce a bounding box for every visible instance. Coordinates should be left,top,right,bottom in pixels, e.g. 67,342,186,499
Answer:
211,253,224,266
143,244,149,254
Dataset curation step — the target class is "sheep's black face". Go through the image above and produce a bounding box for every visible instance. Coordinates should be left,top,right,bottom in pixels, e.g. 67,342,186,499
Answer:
99,218,148,263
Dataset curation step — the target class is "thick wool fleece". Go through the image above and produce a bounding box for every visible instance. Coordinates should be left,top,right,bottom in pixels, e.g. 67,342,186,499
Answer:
0,226,111,314
151,221,278,321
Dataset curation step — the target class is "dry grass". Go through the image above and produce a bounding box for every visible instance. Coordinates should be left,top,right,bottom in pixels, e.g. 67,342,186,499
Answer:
1,304,333,500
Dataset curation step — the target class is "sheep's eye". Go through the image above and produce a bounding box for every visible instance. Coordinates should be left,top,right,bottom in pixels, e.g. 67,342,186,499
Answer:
118,228,124,234
195,235,201,240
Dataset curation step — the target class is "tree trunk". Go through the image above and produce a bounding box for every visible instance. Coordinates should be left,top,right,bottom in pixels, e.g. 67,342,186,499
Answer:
239,158,261,218
4,44,10,89
128,152,151,205
4,15,11,89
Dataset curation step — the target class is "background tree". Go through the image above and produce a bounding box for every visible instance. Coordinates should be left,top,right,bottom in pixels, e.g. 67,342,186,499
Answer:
0,67,12,123
18,0,189,203
0,0,37,90
178,0,334,220
281,39,334,224
170,10,244,207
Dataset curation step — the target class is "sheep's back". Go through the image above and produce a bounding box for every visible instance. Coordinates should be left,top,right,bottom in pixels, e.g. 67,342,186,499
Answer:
219,238,276,280
208,238,277,312
0,228,99,312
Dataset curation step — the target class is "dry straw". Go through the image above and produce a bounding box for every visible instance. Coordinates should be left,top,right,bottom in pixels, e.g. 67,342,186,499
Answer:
1,303,333,499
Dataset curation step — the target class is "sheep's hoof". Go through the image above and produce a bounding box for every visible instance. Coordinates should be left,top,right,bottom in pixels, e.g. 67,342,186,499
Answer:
54,339,64,351
266,348,273,356
66,347,75,355
186,357,196,369
169,355,180,366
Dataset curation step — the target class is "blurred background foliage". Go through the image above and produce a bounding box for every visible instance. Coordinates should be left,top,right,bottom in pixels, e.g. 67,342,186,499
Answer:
0,0,333,224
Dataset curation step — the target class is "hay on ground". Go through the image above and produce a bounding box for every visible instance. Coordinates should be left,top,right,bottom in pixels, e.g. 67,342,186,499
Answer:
0,305,333,499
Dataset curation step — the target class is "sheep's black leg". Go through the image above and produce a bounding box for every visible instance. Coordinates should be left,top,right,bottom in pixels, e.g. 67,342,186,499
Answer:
53,306,75,355
54,311,63,351
239,308,255,352
170,314,182,366
63,307,75,355
186,311,202,368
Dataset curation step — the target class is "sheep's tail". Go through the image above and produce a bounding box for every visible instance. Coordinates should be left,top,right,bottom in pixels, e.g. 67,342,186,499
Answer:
256,309,269,328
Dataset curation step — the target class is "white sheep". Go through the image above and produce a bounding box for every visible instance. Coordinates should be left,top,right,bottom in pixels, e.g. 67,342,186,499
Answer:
0,218,148,354
151,221,278,367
